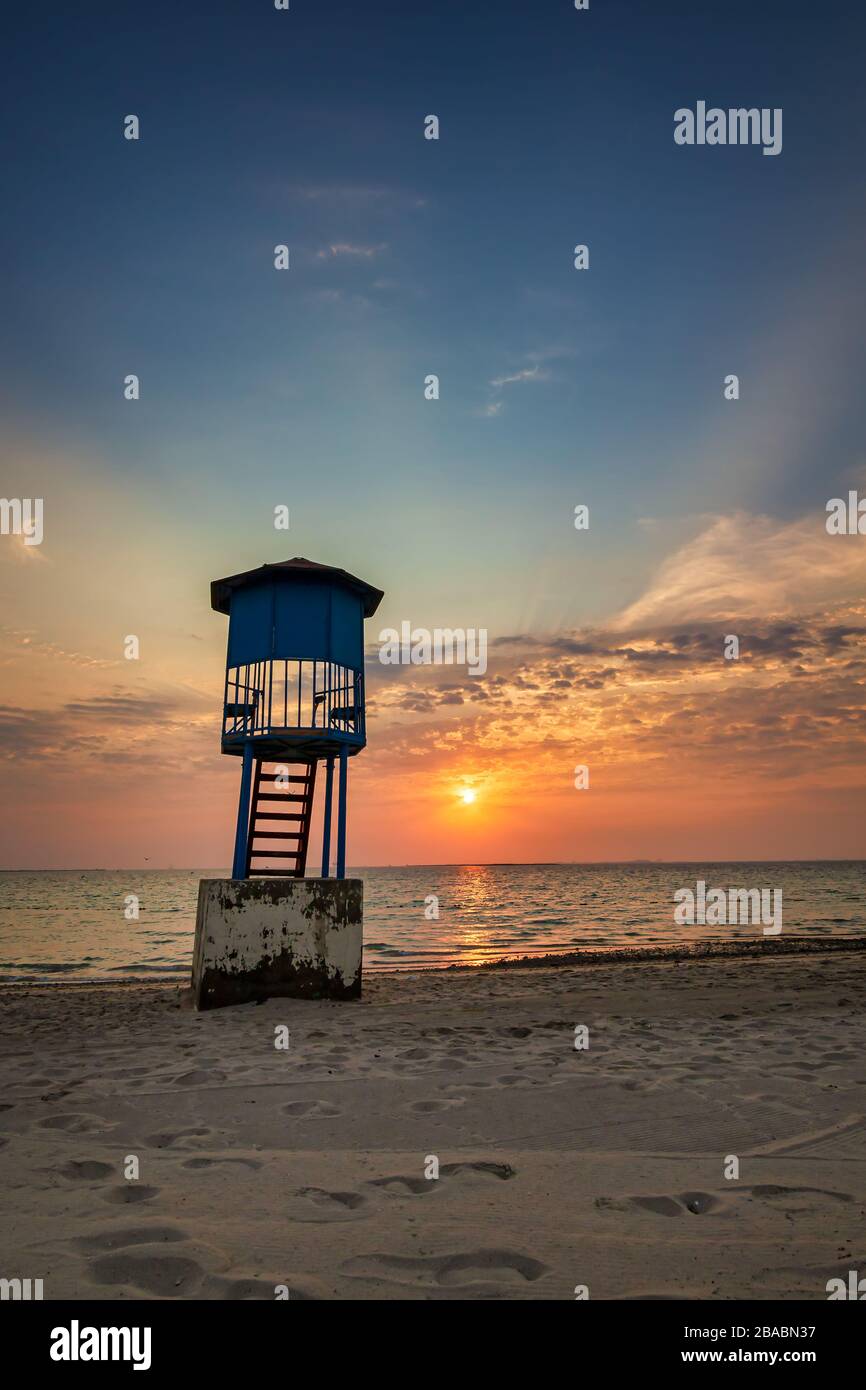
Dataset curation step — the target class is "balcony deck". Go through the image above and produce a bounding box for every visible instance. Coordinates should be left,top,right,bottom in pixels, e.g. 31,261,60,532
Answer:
221,656,365,759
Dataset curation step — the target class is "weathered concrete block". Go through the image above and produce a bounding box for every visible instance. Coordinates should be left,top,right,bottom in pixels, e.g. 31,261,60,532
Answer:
192,878,362,1009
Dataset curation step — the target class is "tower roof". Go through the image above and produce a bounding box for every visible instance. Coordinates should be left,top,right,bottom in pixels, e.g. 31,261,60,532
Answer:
210,556,384,618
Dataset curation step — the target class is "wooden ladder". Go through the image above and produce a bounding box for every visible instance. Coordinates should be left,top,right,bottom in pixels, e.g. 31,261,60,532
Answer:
245,760,317,877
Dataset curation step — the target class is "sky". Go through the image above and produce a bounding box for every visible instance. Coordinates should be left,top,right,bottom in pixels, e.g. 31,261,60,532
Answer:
1,0,865,867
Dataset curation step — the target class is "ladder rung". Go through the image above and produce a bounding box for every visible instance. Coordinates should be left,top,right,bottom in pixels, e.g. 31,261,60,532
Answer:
247,869,300,877
250,850,302,859
252,831,302,840
257,774,311,784
257,793,306,802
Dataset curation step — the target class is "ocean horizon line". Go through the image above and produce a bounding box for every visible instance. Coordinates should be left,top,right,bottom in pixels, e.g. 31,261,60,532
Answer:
2,858,865,873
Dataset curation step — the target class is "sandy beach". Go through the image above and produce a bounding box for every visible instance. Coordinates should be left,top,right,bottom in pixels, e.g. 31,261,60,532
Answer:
1,947,865,1301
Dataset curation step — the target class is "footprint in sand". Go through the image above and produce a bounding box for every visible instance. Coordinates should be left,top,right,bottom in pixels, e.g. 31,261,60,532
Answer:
286,1187,370,1223
598,1184,853,1221
39,1113,114,1134
442,1160,515,1181
406,1098,463,1114
370,1161,515,1197
173,1069,226,1086
89,1249,206,1297
341,1248,547,1289
75,1224,188,1252
146,1126,214,1150
281,1100,341,1118
597,1192,723,1218
60,1160,114,1183
369,1174,431,1196
102,1185,159,1206
181,1156,262,1171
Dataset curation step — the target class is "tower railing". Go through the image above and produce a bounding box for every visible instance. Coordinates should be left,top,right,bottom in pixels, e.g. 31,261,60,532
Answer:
222,658,364,747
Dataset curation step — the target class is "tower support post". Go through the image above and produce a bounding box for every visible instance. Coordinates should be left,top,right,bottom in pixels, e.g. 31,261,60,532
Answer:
336,745,348,879
232,741,255,879
321,755,335,877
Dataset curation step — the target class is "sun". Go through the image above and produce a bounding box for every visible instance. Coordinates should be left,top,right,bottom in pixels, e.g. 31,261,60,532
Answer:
458,787,477,805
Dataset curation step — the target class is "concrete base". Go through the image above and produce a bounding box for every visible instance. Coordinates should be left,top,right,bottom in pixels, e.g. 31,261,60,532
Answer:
192,878,362,1010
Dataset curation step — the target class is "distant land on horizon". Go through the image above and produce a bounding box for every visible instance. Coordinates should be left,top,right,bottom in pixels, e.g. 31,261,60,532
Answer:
2,858,865,873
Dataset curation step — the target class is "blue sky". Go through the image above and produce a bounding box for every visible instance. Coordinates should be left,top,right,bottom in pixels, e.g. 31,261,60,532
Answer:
4,4,864,624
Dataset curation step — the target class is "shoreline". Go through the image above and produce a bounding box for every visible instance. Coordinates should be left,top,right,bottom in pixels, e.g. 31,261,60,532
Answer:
3,931,866,991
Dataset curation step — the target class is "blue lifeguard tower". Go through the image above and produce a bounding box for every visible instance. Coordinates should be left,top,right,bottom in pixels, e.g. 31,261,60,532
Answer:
210,557,384,882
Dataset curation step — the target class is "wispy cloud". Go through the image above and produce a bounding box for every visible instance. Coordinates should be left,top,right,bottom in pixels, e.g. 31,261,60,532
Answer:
0,683,215,771
481,349,572,416
489,365,548,390
0,628,116,670
612,510,866,630
315,242,388,260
